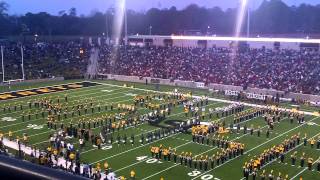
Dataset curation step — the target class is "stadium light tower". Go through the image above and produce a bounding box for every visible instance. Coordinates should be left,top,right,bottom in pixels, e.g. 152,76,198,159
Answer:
247,2,250,37
1,46,4,82
149,26,152,35
21,46,25,80
106,12,109,39
124,0,128,45
235,0,249,38
112,0,126,46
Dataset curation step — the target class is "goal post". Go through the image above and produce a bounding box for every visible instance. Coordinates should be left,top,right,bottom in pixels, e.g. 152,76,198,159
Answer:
1,45,4,83
0,45,25,84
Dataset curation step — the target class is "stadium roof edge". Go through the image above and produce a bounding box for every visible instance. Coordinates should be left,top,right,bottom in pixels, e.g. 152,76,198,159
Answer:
128,35,320,44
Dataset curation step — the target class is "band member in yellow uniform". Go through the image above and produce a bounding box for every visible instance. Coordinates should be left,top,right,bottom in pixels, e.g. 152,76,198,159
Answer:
310,138,315,148
308,158,313,170
104,161,110,175
130,170,136,179
8,131,13,141
23,133,29,145
69,152,75,162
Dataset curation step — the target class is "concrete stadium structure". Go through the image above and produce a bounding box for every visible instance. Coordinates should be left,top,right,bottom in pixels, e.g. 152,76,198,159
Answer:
128,35,320,50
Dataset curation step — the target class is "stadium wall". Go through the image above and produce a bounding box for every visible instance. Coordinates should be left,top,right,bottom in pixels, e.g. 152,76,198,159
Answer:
287,92,320,102
128,35,318,50
208,83,243,91
246,87,286,97
99,74,320,103
172,39,198,47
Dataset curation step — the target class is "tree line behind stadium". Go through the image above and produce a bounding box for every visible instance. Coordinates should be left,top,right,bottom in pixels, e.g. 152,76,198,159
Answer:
1,0,320,36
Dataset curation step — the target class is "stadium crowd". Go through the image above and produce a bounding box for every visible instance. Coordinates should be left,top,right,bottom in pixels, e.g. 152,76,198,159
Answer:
1,41,89,80
2,41,320,95
99,46,320,95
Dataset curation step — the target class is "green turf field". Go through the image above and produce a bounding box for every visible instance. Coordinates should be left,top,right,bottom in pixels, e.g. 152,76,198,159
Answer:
0,80,319,180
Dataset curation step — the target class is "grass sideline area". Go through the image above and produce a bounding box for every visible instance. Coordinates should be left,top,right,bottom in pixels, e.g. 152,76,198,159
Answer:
0,79,319,180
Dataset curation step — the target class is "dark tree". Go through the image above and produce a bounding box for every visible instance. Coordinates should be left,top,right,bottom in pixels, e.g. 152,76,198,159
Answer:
1,0,320,37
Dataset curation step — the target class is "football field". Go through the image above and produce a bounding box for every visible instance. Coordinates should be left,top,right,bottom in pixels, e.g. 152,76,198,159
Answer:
0,80,319,180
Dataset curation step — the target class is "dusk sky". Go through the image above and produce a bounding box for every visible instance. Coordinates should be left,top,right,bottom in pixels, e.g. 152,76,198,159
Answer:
5,0,320,16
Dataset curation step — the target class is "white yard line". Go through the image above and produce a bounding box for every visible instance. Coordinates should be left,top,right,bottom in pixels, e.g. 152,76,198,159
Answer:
142,164,179,180
31,139,51,146
29,130,54,138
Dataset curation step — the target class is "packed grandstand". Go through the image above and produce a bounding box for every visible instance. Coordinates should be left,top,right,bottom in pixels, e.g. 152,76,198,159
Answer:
2,41,320,95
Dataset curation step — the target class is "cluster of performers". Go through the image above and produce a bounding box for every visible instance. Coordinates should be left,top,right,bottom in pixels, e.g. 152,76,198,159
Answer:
229,106,307,137
180,103,246,135
243,133,320,179
214,103,245,118
233,108,265,124
184,102,245,120
45,101,138,130
101,127,178,148
134,92,189,124
263,106,305,130
41,91,196,154
191,124,231,146
150,141,244,171
2,88,319,180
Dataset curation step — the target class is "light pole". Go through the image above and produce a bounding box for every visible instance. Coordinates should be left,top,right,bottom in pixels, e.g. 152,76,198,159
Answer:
149,26,152,35
124,0,128,46
21,45,25,81
34,34,38,42
207,26,210,35
106,13,109,39
235,0,248,38
247,4,250,37
1,46,4,83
